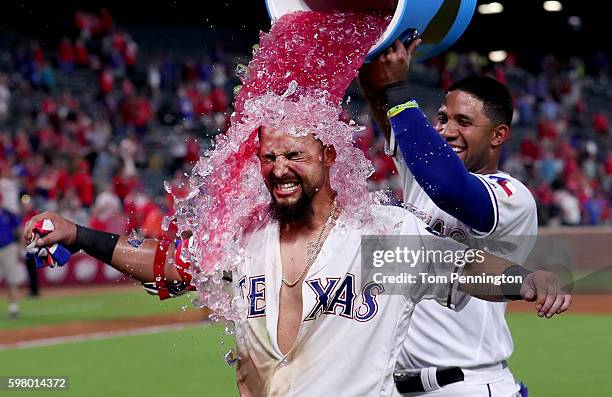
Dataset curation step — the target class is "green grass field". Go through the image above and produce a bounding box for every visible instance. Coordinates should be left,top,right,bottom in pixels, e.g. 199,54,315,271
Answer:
507,313,612,396
1,289,611,396
0,287,194,330
0,325,238,397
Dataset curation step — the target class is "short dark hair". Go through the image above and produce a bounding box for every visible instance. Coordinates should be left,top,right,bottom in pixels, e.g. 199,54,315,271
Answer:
447,76,513,126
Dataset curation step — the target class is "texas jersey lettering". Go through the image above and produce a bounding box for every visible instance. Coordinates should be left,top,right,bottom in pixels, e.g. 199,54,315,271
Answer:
240,273,382,322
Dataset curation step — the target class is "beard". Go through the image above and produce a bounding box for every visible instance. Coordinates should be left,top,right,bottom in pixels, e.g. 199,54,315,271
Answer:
269,179,317,224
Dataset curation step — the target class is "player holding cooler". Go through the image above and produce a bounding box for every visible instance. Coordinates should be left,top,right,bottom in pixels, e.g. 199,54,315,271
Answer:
360,39,537,396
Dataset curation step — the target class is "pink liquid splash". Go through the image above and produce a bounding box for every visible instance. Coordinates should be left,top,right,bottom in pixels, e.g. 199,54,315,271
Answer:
170,11,390,321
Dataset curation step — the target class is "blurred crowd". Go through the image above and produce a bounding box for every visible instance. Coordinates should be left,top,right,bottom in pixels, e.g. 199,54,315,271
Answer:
358,50,612,227
1,8,612,248
435,50,611,226
0,9,234,247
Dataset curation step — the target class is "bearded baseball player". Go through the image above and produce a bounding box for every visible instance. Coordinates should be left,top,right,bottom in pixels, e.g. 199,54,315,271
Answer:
25,126,567,396
360,39,539,396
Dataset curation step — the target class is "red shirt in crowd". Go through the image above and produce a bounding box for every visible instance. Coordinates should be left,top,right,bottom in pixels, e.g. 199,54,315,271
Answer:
210,88,228,112
54,168,70,199
133,98,152,128
75,41,89,66
113,174,139,201
33,46,45,65
58,39,75,65
71,162,94,207
99,9,114,33
125,42,138,66
538,119,558,140
521,137,541,161
41,96,57,115
111,32,127,54
195,95,214,115
99,69,114,95
14,133,32,158
593,113,609,134
604,153,612,175
184,138,200,165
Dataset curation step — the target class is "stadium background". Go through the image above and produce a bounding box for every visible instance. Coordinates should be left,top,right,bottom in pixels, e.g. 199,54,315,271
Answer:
0,1,610,395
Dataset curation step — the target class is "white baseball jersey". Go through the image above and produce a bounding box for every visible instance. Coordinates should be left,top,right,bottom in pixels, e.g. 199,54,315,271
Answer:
387,139,537,373
233,205,468,396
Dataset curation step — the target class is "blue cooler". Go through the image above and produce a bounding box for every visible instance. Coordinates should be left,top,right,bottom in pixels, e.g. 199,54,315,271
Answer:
265,0,477,61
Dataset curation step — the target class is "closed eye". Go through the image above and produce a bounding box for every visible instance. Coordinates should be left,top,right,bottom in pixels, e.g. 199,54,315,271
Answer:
259,154,276,163
285,151,304,160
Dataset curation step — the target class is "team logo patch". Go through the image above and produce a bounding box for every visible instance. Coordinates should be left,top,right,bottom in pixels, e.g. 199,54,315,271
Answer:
488,176,517,198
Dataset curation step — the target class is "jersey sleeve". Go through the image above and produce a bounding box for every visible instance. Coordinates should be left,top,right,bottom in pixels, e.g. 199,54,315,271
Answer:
471,174,538,238
385,128,419,201
398,214,470,311
385,101,496,232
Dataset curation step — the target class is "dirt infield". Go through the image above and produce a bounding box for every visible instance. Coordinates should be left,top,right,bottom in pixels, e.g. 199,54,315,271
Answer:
0,310,208,347
508,294,612,314
25,284,145,297
2,285,212,347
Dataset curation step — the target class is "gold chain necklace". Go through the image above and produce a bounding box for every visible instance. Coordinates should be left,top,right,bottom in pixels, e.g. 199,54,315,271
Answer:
282,198,338,288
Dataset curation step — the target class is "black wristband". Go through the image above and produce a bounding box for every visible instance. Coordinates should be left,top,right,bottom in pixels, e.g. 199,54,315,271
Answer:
382,80,412,111
71,225,120,265
501,265,532,301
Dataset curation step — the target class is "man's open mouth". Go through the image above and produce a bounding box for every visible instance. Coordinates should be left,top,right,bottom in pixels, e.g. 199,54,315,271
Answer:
273,180,300,196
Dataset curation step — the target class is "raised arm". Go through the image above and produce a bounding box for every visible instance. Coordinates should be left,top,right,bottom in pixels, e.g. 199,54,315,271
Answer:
359,40,495,233
386,98,496,232
358,39,420,142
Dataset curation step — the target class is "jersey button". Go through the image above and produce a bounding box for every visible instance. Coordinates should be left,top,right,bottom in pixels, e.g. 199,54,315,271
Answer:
280,358,289,366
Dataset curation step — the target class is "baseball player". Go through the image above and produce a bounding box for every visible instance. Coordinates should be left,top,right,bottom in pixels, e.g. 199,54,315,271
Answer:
360,40,538,396
25,127,568,396
1,192,22,318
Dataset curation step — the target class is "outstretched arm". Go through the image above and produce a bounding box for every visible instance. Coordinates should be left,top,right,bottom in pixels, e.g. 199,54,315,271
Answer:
460,250,571,318
24,211,182,284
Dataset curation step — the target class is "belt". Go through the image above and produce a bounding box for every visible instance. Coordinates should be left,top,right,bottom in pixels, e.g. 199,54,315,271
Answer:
394,367,464,394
